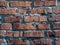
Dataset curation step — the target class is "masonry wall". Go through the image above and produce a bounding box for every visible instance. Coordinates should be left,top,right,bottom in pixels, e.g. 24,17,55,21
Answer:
0,0,60,45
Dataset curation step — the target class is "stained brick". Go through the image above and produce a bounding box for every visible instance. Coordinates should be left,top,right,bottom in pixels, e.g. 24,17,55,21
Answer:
1,23,12,30
13,23,35,30
0,1,8,7
38,23,50,29
24,31,44,37
55,31,60,37
0,8,16,14
0,39,4,43
4,16,20,22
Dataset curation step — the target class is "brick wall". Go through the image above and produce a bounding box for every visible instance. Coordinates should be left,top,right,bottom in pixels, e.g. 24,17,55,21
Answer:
0,0,60,45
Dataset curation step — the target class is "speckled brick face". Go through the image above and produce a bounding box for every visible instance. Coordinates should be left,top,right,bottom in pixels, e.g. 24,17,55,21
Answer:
0,0,60,45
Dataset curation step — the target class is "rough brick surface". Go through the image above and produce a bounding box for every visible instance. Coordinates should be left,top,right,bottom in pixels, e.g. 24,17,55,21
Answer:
0,0,60,45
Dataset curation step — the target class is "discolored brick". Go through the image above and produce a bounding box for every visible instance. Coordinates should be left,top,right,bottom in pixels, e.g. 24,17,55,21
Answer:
56,38,60,45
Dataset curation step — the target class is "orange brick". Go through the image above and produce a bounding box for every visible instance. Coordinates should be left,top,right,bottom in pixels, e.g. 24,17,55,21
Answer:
0,1,8,7
0,8,16,14
1,23,12,30
38,24,50,29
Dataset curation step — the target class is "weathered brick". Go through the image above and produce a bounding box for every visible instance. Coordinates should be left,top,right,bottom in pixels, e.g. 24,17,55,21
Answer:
0,1,8,7
0,8,16,14
1,23,12,30
38,23,50,29
19,32,22,37
4,16,20,22
10,1,31,7
24,31,44,37
53,8,60,14
13,23,35,30
55,31,60,37
53,23,60,29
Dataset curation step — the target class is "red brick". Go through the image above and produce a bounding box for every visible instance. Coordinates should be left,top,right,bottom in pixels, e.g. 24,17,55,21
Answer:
49,15,60,22
34,1,45,6
30,8,45,14
53,23,60,29
17,9,26,14
0,1,8,7
25,1,32,7
53,8,60,14
45,1,56,6
10,1,31,7
8,40,29,44
56,39,60,45
4,16,20,22
0,31,6,36
38,24,50,29
6,31,13,37
24,31,44,37
1,23,12,30
13,23,35,30
0,39,4,43
0,8,16,14
39,16,47,21
19,32,22,37
31,38,52,45
55,31,60,37
13,31,19,37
